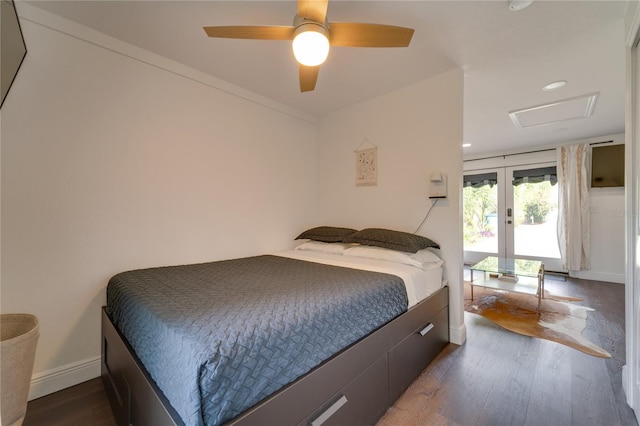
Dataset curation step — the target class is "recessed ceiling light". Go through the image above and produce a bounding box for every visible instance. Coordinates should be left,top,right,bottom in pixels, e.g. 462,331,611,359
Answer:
508,0,534,11
462,143,472,148
543,80,567,91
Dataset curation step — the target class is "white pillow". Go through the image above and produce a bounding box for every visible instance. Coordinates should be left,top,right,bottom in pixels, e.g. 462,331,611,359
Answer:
343,245,443,269
294,241,355,255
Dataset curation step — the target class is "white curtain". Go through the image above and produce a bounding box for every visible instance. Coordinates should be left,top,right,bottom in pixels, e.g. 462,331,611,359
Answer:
557,144,591,271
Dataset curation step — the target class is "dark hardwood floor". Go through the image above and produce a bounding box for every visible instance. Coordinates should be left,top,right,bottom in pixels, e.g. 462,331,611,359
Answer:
23,275,638,426
23,376,116,426
379,274,637,426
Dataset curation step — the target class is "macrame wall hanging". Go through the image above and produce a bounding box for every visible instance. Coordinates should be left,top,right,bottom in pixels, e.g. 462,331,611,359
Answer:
354,139,378,187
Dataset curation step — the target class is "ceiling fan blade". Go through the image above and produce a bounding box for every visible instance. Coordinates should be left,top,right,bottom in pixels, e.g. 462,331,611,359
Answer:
299,64,320,92
203,26,294,40
298,0,329,23
329,23,414,47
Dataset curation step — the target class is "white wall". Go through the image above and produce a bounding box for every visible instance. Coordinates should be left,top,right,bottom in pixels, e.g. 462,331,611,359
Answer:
567,134,626,283
316,69,466,344
1,6,318,398
580,186,625,283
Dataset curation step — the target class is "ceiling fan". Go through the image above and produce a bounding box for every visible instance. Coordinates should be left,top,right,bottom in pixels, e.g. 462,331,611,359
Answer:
203,0,414,93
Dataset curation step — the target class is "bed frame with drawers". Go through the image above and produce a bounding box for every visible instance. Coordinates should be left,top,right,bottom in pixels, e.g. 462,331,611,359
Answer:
101,286,449,426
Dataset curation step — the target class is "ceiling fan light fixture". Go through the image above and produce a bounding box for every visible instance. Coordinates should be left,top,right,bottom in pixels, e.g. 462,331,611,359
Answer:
292,23,330,66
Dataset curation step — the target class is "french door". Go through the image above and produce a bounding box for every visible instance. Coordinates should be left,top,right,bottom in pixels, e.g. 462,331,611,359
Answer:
463,163,564,272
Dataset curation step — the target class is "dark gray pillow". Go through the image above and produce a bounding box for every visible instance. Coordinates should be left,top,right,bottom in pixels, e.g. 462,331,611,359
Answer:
343,228,440,252
295,226,358,243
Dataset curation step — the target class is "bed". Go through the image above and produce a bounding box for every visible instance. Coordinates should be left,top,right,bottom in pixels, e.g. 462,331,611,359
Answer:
101,228,450,426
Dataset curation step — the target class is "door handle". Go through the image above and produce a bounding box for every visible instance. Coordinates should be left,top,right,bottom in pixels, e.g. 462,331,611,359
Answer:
507,208,512,217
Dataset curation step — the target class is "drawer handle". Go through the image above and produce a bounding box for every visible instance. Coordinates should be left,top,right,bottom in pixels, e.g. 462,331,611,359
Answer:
310,395,348,426
418,323,435,336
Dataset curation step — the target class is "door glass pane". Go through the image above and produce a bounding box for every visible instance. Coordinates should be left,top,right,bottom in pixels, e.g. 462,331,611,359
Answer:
512,176,560,258
463,173,498,254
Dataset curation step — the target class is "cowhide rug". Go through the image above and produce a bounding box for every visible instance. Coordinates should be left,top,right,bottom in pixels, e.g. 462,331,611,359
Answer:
464,282,611,358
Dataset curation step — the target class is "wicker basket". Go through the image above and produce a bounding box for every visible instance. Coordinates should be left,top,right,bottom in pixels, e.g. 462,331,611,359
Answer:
1,314,39,426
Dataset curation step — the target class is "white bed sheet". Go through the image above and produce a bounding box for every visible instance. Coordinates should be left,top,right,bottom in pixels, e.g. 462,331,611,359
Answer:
275,250,444,308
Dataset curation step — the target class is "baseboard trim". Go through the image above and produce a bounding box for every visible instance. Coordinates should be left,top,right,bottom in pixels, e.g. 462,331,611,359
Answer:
569,270,625,284
450,322,467,345
28,356,101,400
623,364,630,403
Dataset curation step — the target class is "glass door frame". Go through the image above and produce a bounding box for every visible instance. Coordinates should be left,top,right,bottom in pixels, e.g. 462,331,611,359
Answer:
505,162,564,272
464,162,565,272
463,167,507,265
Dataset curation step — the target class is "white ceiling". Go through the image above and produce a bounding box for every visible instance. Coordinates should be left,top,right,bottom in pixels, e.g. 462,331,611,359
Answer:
25,0,629,156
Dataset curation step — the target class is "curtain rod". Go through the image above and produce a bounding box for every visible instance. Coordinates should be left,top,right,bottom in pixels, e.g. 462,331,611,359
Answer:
464,140,614,163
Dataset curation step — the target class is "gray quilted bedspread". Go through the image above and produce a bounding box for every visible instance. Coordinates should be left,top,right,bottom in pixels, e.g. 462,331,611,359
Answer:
106,255,408,426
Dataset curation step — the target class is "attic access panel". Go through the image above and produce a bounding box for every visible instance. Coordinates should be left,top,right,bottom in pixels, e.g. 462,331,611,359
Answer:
508,93,598,128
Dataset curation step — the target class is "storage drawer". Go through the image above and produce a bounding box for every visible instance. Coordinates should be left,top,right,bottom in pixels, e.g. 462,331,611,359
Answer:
298,355,388,426
232,317,388,426
388,306,449,403
385,287,448,349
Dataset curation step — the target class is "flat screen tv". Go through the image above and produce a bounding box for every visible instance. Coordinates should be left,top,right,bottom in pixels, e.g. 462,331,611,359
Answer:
1,0,27,108
591,144,624,188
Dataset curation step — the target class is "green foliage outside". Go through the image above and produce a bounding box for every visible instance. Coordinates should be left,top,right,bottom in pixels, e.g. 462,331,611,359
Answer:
514,181,555,225
463,184,497,245
463,180,557,246
523,200,551,223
